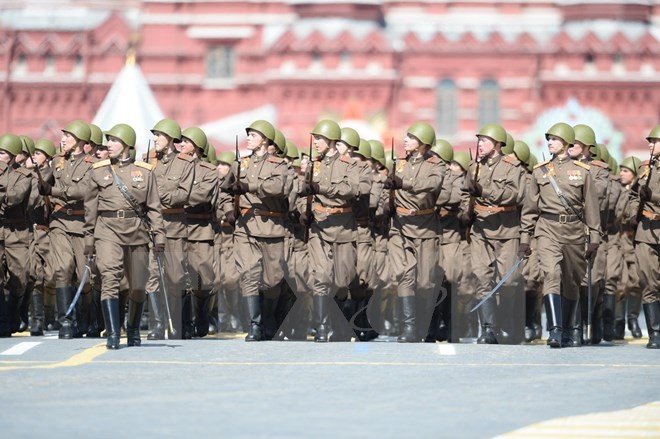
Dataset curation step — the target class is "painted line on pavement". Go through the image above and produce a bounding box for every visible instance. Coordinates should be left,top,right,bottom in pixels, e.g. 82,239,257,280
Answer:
0,342,42,356
496,401,660,438
0,343,106,372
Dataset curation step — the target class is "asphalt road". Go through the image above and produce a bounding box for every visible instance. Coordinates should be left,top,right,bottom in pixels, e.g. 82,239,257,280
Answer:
1,333,658,438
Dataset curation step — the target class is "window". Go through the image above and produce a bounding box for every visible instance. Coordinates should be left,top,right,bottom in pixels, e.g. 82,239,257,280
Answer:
478,79,499,127
206,45,234,78
44,53,56,75
436,79,458,135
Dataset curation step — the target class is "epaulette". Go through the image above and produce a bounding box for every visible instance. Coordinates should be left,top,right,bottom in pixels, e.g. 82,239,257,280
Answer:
84,156,94,163
574,160,590,170
149,151,157,159
59,152,66,157
591,159,608,169
502,155,521,166
339,156,355,164
134,161,154,171
426,155,441,164
93,159,111,169
14,167,31,177
177,153,195,162
268,156,285,164
639,167,650,179
198,160,215,170
533,160,550,170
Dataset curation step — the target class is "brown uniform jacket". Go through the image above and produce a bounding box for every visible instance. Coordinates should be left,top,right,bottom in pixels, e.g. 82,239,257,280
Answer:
149,151,195,239
436,170,466,244
465,154,523,240
30,166,54,227
50,152,94,235
393,152,444,239
0,163,33,246
84,158,165,247
628,159,660,245
186,158,218,242
353,160,373,232
309,151,358,243
520,156,600,245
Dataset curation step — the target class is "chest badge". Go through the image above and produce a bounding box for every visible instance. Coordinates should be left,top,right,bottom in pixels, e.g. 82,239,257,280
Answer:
313,161,321,177
131,170,144,182
240,158,250,172
567,170,582,181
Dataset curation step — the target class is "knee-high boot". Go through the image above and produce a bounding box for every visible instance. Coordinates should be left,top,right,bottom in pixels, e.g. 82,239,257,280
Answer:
477,297,498,345
313,295,329,343
643,302,660,349
544,294,562,348
244,295,262,342
30,291,44,336
126,299,145,347
397,296,417,343
561,297,581,348
56,287,75,339
101,298,121,350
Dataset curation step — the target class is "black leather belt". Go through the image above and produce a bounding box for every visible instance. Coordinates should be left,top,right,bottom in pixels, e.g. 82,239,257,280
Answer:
99,210,138,219
540,213,580,224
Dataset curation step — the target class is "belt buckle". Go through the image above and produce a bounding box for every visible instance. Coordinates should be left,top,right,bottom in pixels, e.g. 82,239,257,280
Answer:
66,208,73,216
558,214,568,224
117,210,125,219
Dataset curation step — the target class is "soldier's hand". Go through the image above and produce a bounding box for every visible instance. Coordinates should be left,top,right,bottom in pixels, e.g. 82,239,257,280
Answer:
468,181,483,197
299,212,314,226
384,176,403,190
517,243,531,259
83,244,95,257
639,185,652,203
288,210,301,224
153,243,165,255
38,179,52,196
225,211,236,227
232,181,249,195
304,182,320,195
584,243,599,260
458,210,475,227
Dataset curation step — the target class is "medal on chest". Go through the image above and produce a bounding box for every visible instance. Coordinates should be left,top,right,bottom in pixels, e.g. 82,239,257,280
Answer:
313,161,321,177
396,160,406,173
131,170,144,182
567,170,582,181
542,163,556,178
240,158,250,172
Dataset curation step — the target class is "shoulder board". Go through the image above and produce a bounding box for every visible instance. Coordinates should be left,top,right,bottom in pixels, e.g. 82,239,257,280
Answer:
642,159,650,166
149,151,157,159
502,155,521,166
268,156,285,164
59,152,66,157
197,161,215,170
426,155,441,164
591,160,608,169
339,156,354,164
14,167,31,177
134,161,154,171
639,167,650,179
533,160,550,170
574,160,590,170
84,156,94,163
177,153,195,162
92,159,111,169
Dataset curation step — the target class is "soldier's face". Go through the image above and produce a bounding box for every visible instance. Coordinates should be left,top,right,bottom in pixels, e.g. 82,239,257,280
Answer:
107,136,127,159
649,138,660,157
477,136,496,157
33,150,49,167
0,150,12,164
16,152,28,165
404,134,421,154
567,141,586,159
336,141,350,157
450,162,465,174
313,135,331,155
217,163,230,178
60,131,78,153
246,130,266,151
547,135,566,155
96,146,109,160
619,168,635,185
83,143,93,155
153,131,171,152
300,154,310,173
179,138,196,156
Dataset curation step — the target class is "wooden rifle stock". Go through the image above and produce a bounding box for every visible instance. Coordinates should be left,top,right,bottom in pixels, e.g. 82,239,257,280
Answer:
304,136,313,243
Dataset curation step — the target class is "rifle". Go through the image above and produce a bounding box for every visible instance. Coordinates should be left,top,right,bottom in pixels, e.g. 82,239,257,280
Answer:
465,147,481,242
234,135,241,218
635,149,655,222
389,138,396,229
304,135,313,243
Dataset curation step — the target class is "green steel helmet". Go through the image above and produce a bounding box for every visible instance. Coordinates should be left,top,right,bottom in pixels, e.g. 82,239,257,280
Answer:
545,122,575,145
285,140,299,160
181,127,207,151
646,125,660,142
513,140,531,165
129,148,136,161
217,151,236,165
246,120,275,142
452,150,470,172
356,138,372,159
476,123,507,145
19,135,35,155
0,133,23,156
573,124,597,147
62,119,91,143
607,156,618,175
310,119,341,141
339,127,360,149
502,132,515,155
595,144,610,163
104,123,136,148
88,124,103,146
407,121,436,146
368,139,385,160
293,157,302,167
620,156,642,175
205,144,218,165
34,138,56,158
527,153,538,172
151,118,182,142
385,154,393,171
432,139,453,162
273,129,286,154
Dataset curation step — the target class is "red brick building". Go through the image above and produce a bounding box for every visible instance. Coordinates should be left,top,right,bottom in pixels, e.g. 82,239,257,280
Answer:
1,0,658,159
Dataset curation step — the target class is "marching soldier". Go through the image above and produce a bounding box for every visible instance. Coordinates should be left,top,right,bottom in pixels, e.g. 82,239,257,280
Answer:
144,119,195,340
627,125,660,349
462,124,524,344
84,123,165,349
519,122,600,348
386,122,444,343
227,120,288,341
38,120,95,339
303,119,359,342
180,127,217,338
0,134,33,335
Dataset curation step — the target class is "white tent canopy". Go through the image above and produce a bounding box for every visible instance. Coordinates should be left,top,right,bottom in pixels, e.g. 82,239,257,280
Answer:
92,62,164,160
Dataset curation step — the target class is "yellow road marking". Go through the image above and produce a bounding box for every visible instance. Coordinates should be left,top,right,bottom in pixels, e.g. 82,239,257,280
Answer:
497,401,660,438
0,343,106,371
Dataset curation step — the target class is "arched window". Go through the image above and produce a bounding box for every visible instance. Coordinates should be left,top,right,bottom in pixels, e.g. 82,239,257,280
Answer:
436,79,458,135
478,79,499,127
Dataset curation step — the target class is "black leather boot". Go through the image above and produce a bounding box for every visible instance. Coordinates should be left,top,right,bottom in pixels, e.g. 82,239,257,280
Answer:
56,287,75,339
397,296,417,343
244,295,262,342
261,293,279,341
356,297,378,341
524,291,538,342
627,294,643,339
86,289,102,338
561,298,581,348
643,302,660,349
0,293,11,337
193,294,210,338
19,289,31,333
101,299,121,350
147,291,165,340
591,294,603,344
602,294,616,342
74,293,90,338
7,294,21,334
544,294,562,348
30,291,44,336
126,299,145,347
477,297,498,345
332,297,355,342
313,295,329,343
182,294,193,340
